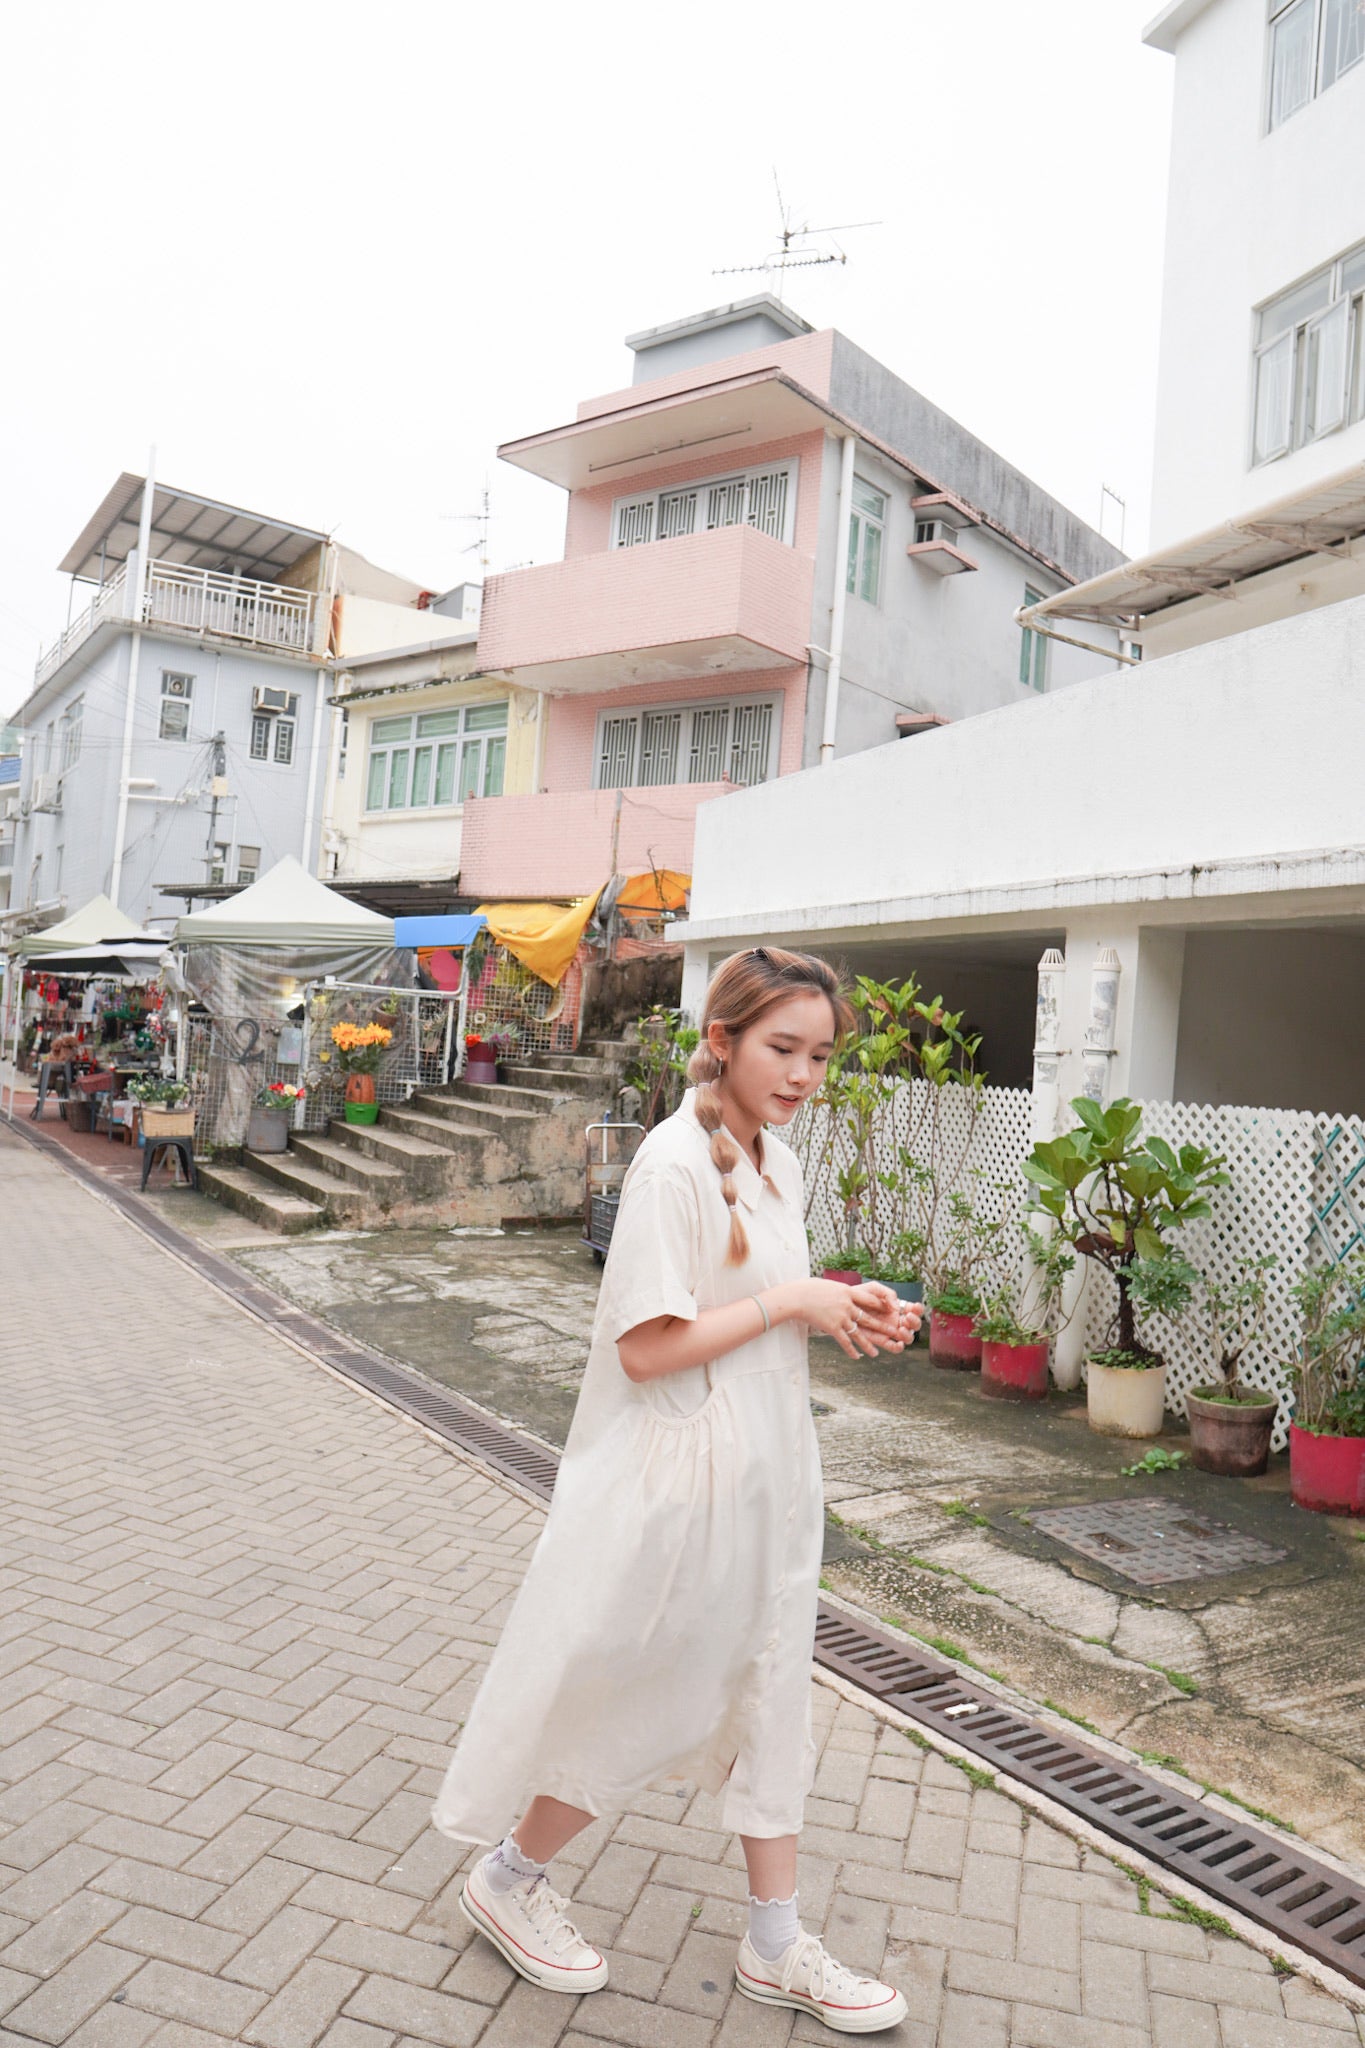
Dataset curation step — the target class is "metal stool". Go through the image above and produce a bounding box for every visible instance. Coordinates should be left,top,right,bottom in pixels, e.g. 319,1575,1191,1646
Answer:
140,1136,197,1191
30,1060,73,1120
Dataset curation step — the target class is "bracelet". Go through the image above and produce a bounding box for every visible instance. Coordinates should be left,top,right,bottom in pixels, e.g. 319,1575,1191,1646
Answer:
752,1293,771,1334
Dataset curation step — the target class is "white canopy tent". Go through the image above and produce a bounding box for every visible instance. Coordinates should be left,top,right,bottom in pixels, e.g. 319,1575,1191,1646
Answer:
174,859,405,1147
175,858,394,949
12,894,145,961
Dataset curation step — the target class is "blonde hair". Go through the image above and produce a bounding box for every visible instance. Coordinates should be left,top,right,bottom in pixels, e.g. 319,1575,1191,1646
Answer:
686,947,853,1266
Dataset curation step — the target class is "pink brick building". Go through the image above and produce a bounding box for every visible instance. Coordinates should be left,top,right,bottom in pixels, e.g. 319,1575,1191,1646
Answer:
459,297,1127,902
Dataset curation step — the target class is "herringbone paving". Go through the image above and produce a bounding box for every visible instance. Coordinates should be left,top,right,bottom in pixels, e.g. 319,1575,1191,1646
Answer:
0,1130,1360,2048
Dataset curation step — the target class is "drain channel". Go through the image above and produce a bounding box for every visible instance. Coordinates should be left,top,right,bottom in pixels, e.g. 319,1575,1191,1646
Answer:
9,1113,1364,1991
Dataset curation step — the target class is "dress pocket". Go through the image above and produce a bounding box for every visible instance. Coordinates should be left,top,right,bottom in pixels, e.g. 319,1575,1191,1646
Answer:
639,1360,720,1426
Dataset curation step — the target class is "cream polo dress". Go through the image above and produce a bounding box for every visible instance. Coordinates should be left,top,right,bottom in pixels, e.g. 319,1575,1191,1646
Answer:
432,1088,823,1846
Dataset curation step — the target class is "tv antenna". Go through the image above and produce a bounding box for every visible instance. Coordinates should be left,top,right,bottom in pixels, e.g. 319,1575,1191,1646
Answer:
713,171,880,282
441,482,492,578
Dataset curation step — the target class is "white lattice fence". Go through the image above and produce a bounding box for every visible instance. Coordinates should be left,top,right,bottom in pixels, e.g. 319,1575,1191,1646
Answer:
792,1080,1033,1270
1311,1113,1365,1268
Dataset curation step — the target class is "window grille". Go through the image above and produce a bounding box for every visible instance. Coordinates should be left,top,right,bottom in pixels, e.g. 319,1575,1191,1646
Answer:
613,462,795,548
639,710,682,786
729,700,774,786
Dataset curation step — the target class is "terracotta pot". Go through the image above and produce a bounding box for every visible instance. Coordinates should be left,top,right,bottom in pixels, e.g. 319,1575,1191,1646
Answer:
464,1054,499,1086
1186,1387,1277,1477
344,1071,376,1106
822,1266,862,1286
247,1107,291,1153
929,1311,982,1372
1087,1358,1167,1438
981,1338,1050,1401
343,1101,380,1126
1289,1423,1365,1516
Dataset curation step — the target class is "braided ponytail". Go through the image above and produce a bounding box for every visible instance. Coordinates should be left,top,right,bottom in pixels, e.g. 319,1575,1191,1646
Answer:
686,946,855,1269
686,1040,750,1266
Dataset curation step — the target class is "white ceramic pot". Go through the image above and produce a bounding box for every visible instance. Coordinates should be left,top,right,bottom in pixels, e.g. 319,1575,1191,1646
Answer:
1086,1359,1167,1439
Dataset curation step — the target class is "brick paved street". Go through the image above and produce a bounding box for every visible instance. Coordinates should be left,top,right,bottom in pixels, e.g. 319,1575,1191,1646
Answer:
1,1129,1362,2048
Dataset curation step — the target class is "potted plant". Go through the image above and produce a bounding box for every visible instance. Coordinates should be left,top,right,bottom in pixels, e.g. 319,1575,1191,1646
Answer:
975,1226,1076,1400
330,1022,392,1125
1185,1256,1280,1476
487,1027,521,1081
924,1184,1011,1370
1287,1255,1365,1516
462,1033,499,1087
127,1074,195,1141
1024,1097,1228,1438
247,1080,306,1154
870,1228,928,1307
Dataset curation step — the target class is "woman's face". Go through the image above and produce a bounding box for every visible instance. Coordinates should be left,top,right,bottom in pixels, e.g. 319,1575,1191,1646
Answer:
711,991,837,1128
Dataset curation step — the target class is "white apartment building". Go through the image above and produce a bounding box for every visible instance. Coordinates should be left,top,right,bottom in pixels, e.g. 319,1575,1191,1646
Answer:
1147,0,1365,542
676,0,1365,1122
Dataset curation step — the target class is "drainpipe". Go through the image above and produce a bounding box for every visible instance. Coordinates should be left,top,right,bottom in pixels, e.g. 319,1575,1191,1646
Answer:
109,450,156,909
300,548,339,870
532,691,548,792
819,433,857,765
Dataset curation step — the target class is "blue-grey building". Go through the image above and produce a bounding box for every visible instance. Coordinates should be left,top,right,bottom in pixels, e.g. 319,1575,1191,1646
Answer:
3,474,426,936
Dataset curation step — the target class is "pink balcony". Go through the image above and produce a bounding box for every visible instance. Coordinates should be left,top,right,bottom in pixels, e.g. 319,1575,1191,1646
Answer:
459,784,741,899
478,524,814,691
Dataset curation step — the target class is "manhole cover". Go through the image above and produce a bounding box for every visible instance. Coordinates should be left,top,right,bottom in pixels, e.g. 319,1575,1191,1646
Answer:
1029,1498,1288,1586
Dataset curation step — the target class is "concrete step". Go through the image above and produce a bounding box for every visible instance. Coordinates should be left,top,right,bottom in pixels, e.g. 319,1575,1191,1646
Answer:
197,1163,325,1234
286,1134,409,1193
411,1088,545,1136
509,1062,613,1096
243,1149,379,1222
380,1105,492,1154
520,1051,621,1076
327,1119,450,1167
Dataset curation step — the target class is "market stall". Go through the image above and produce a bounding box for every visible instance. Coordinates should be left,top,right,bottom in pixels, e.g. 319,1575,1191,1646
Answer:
174,857,409,1148
0,896,162,1124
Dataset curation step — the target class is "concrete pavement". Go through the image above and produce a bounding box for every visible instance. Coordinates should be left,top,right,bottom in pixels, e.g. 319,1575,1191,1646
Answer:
1,1125,1362,2048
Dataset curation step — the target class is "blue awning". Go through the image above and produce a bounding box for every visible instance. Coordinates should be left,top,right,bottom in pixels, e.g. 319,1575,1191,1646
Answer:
393,913,486,948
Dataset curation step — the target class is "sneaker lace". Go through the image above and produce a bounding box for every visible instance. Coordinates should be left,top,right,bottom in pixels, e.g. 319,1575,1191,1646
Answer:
781,1932,864,2003
522,1876,587,1959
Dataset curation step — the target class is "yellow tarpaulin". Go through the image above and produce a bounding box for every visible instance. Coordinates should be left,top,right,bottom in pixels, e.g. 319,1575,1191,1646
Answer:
476,889,605,988
614,868,690,913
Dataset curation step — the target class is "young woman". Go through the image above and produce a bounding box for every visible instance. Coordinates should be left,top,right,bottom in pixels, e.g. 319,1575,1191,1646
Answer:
432,947,922,2034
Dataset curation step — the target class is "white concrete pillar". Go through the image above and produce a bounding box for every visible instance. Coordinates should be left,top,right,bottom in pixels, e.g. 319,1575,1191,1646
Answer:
679,946,712,1025
1030,946,1066,1144
1081,946,1122,1104
1124,928,1186,1103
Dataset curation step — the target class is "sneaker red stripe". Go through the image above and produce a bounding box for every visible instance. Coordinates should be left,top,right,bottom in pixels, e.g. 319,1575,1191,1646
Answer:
468,1884,602,1974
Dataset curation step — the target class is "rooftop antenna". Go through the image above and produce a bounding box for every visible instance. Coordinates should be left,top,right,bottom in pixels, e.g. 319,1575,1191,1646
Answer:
441,481,492,579
713,169,881,283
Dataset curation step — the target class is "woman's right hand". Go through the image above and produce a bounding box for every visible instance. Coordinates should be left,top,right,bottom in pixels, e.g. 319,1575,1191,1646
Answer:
778,1279,909,1359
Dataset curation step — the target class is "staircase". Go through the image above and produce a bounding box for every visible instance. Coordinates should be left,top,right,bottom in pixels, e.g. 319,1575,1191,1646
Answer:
199,1040,635,1234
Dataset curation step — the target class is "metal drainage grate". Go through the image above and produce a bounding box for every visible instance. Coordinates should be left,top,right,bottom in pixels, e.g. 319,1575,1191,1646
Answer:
11,1114,1364,1991
814,1611,1365,1987
1029,1498,1288,1587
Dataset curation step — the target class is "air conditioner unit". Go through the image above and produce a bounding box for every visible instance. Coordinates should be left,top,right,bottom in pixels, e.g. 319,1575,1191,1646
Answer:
914,518,955,547
253,685,294,714
163,673,192,699
30,775,61,813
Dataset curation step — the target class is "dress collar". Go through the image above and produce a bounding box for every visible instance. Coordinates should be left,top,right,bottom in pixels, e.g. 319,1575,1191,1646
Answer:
679,1087,774,1213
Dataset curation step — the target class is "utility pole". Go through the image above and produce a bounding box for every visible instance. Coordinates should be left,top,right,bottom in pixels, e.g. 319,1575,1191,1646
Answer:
204,732,227,881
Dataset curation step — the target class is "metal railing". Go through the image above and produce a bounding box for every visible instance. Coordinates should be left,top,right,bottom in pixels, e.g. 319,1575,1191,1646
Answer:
145,563,317,654
34,558,321,686
35,564,130,686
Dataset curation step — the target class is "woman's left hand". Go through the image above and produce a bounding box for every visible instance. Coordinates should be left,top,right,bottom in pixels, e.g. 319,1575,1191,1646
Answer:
843,1282,923,1356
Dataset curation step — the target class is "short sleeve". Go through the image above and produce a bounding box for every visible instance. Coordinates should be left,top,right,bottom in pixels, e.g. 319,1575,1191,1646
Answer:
600,1160,700,1344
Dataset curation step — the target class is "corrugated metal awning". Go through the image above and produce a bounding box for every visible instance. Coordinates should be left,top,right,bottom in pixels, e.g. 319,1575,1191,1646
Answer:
1022,458,1365,631
59,475,327,586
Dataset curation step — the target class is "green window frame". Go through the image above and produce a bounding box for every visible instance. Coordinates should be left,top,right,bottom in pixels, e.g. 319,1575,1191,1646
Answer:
364,700,508,812
1019,587,1048,692
846,478,886,606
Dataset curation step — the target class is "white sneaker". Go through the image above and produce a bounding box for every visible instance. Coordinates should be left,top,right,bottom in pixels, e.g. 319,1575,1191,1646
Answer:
459,1858,608,1994
736,1930,908,2034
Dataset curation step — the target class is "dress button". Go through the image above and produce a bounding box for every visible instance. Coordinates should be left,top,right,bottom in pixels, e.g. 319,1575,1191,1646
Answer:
765,1634,779,1651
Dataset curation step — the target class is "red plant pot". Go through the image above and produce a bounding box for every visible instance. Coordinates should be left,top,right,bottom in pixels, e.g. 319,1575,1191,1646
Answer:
464,1054,499,1086
343,1072,376,1106
822,1267,862,1286
929,1311,982,1372
981,1338,1050,1401
1289,1424,1365,1517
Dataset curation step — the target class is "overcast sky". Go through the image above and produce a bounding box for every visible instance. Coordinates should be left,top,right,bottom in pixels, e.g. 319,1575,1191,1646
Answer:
0,0,1172,722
